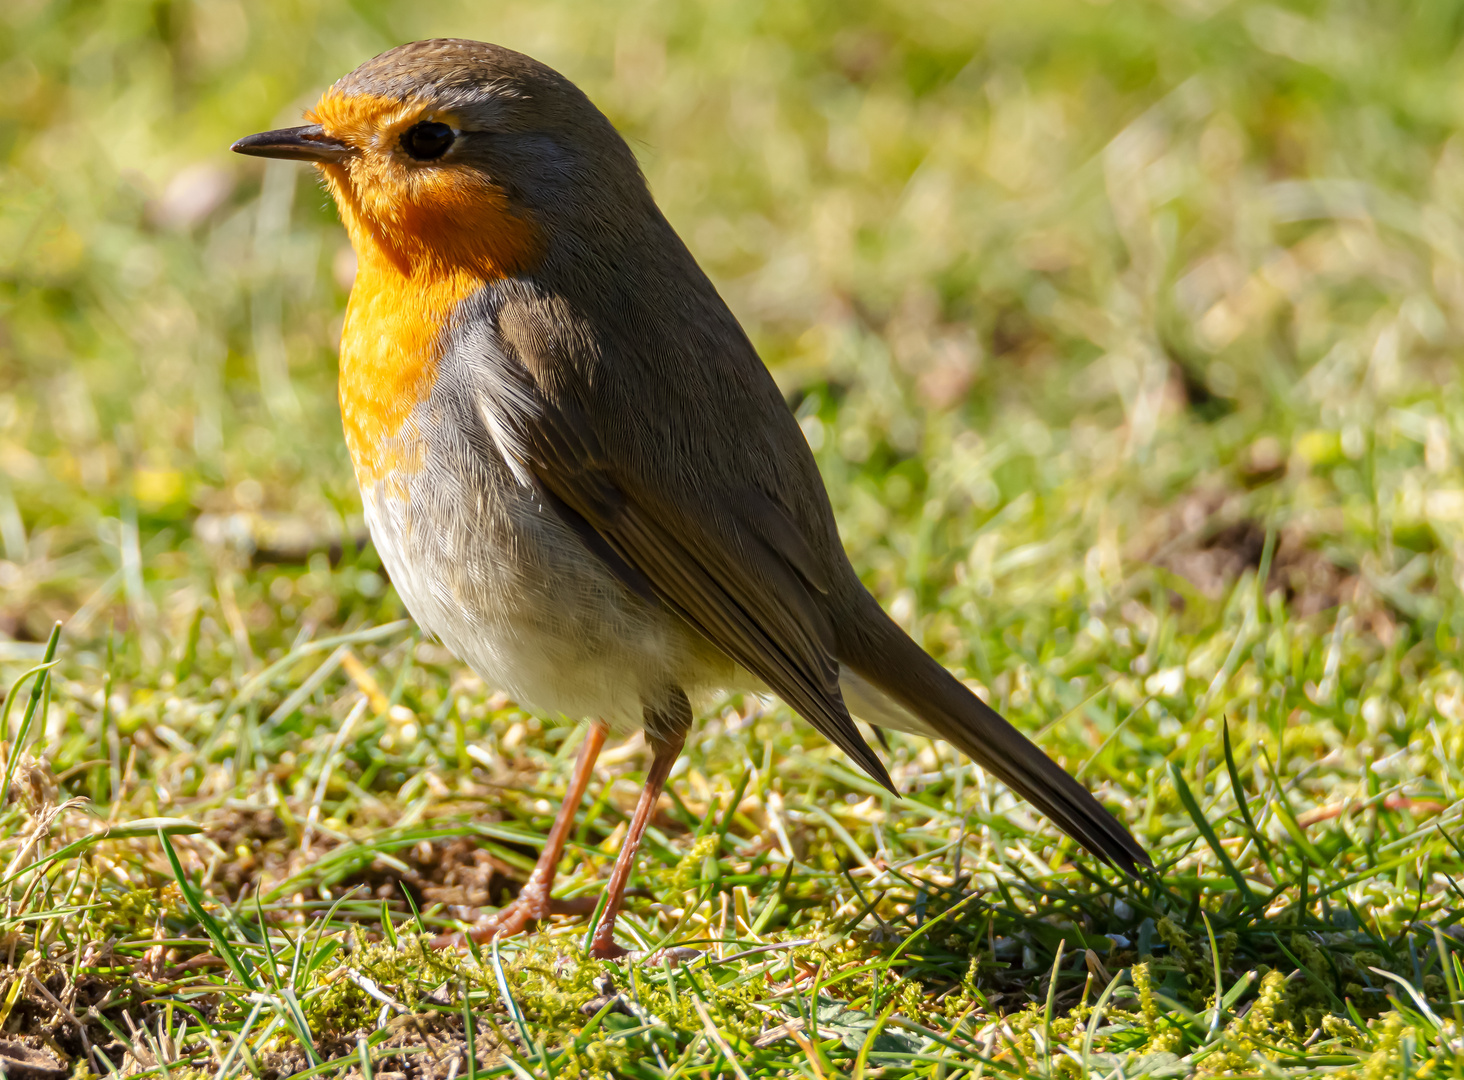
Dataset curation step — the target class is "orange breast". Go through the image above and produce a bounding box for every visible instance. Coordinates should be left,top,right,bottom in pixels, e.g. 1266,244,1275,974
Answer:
310,96,543,494
335,262,475,493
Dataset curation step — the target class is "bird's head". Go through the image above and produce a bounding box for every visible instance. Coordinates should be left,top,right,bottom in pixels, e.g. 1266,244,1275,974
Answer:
233,39,651,281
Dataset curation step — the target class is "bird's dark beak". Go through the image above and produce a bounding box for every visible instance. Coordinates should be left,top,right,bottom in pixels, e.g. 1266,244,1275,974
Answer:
231,125,353,164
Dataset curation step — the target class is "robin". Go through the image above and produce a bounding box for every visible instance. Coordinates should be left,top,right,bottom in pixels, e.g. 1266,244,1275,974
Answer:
233,39,1148,959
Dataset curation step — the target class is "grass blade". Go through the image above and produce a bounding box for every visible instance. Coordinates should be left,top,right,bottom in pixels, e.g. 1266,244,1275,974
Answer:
158,830,257,992
1169,761,1256,907
0,621,61,808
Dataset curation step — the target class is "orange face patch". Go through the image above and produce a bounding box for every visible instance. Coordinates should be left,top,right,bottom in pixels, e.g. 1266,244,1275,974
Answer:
307,90,543,491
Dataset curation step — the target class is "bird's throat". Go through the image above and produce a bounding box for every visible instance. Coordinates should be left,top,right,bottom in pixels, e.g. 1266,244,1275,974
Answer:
319,156,541,498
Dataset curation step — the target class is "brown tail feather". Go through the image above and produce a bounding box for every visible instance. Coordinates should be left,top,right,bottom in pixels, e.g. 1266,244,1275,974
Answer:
838,594,1150,874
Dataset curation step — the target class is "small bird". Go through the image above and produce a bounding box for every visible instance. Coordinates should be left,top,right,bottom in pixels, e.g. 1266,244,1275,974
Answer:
233,39,1148,958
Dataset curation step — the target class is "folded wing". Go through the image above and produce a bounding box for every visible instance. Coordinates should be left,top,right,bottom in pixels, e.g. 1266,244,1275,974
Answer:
463,286,894,791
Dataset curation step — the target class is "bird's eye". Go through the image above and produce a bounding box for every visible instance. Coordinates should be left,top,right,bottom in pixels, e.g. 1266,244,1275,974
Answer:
400,121,455,161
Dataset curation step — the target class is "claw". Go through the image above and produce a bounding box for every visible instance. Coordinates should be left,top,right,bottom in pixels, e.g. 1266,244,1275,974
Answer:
590,937,631,961
430,890,551,950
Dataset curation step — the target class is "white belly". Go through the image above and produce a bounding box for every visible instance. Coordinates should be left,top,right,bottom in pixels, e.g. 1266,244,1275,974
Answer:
361,477,738,732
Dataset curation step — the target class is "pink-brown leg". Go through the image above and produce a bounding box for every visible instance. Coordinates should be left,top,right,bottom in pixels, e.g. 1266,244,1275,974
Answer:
434,721,608,948
589,730,686,959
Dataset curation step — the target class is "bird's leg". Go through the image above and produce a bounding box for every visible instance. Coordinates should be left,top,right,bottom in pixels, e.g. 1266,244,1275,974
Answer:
436,720,608,948
589,723,687,960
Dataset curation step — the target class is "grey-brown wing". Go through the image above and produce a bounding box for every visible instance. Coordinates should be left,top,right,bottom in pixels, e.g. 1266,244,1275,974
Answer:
463,291,894,791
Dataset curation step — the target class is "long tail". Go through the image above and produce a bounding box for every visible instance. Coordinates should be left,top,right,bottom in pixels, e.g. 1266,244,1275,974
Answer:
837,593,1151,874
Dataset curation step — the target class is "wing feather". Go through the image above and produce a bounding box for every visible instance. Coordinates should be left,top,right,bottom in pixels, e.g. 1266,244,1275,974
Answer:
470,309,892,790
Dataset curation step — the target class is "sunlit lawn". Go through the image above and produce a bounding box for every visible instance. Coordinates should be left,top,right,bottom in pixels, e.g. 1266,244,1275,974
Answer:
2,0,1464,1076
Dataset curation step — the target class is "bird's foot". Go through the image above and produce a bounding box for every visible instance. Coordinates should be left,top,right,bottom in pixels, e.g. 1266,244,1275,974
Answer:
430,901,536,950
590,938,631,961
431,890,599,950
587,942,704,965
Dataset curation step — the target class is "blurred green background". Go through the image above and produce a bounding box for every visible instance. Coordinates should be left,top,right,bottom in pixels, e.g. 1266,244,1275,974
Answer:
6,2,1464,1071
4,0,1464,666
6,0,1464,801
7,0,1464,670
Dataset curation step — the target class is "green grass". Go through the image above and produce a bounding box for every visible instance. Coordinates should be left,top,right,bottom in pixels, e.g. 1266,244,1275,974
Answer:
4,0,1464,1076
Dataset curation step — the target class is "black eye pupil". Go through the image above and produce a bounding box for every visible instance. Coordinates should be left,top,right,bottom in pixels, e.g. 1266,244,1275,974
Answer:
401,121,454,161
